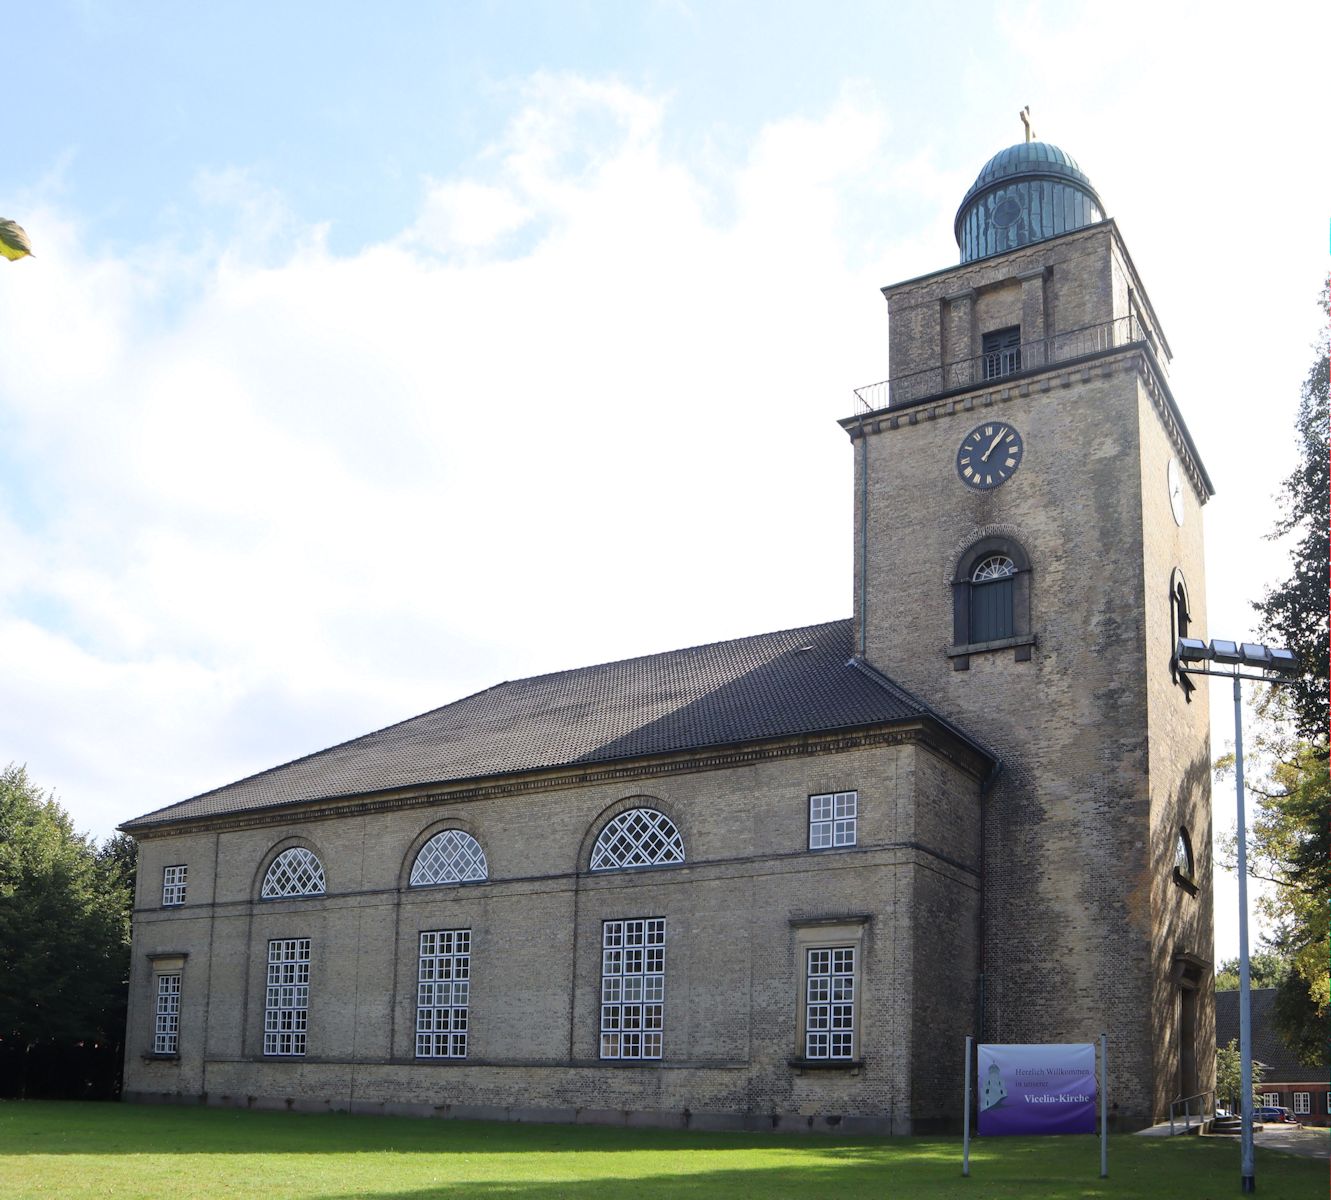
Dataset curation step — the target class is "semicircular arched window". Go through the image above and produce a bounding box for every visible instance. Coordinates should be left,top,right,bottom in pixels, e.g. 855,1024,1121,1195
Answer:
590,808,685,871
410,829,488,887
972,555,1016,582
261,847,326,898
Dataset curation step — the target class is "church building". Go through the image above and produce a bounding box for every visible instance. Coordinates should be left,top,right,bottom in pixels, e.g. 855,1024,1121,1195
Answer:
121,134,1215,1134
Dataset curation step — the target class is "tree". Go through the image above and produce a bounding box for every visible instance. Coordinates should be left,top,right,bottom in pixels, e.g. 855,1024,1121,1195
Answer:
1249,743,1329,1064
0,764,133,1098
1215,1038,1267,1112
1241,280,1331,1067
1214,950,1287,991
1255,278,1329,743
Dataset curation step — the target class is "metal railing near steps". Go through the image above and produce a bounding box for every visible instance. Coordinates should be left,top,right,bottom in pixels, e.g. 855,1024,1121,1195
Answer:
1169,1089,1215,1134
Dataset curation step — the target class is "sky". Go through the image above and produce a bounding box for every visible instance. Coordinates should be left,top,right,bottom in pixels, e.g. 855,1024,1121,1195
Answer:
1,1,1327,964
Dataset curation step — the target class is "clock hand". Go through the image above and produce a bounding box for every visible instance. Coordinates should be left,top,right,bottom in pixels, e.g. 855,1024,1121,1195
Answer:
981,427,1008,462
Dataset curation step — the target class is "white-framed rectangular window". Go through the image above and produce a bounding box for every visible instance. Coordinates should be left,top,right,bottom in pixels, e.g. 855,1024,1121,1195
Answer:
162,864,187,906
416,930,470,1058
809,791,857,849
1261,1092,1280,1107
804,946,856,1059
264,938,310,1057
600,918,664,1060
792,917,867,1064
1293,1092,1310,1115
153,973,181,1054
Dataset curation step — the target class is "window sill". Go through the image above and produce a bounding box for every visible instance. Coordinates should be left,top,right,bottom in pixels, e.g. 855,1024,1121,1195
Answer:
788,1058,863,1075
1172,867,1199,896
142,1052,180,1063
949,633,1036,670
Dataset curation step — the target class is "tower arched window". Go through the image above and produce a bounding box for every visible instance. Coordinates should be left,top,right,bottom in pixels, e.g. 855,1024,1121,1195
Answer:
970,555,1017,641
261,847,326,898
590,808,685,871
410,829,488,886
951,536,1034,668
1170,569,1195,699
1173,827,1198,895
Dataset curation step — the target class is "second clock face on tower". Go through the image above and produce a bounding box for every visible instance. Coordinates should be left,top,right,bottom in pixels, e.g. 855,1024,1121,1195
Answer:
956,422,1024,490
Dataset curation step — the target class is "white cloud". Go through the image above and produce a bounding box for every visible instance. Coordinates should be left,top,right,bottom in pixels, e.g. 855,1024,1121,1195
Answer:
0,78,905,839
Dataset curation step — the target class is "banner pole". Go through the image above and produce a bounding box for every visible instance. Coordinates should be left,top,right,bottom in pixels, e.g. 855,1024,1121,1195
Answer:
1099,1033,1108,1178
963,1035,973,1177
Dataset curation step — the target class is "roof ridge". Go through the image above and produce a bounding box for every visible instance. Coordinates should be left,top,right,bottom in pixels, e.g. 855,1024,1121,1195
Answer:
491,618,853,687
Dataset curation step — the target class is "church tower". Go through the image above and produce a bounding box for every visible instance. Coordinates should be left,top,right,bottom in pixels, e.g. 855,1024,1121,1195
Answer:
843,135,1215,1125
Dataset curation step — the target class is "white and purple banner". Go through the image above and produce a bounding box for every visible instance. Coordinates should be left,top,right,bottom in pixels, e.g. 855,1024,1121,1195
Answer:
977,1043,1097,1136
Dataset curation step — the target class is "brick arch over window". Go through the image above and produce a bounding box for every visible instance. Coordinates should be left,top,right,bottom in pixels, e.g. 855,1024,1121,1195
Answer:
410,828,488,887
951,535,1033,668
589,806,686,872
259,843,326,899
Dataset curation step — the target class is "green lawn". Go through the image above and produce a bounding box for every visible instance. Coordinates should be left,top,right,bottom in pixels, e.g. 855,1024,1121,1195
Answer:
0,1101,1321,1200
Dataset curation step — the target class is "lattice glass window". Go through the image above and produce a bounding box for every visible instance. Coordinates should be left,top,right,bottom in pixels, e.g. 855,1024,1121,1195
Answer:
416,930,471,1057
261,847,325,898
1261,1092,1280,1107
264,938,310,1056
153,974,181,1054
162,864,187,906
1293,1093,1310,1115
590,809,684,871
410,831,487,887
805,946,855,1060
809,791,857,849
600,918,664,1060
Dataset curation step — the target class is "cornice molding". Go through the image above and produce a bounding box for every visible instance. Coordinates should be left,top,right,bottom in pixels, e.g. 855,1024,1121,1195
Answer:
130,721,989,839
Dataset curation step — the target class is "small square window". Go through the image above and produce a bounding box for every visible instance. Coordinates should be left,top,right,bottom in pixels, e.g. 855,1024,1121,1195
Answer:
162,865,187,907
809,792,857,850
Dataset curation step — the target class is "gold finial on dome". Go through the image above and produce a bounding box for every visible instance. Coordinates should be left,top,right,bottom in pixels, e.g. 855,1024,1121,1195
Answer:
1019,106,1036,144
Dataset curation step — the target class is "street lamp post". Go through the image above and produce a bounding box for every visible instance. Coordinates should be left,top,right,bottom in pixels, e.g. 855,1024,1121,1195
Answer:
1176,637,1299,1195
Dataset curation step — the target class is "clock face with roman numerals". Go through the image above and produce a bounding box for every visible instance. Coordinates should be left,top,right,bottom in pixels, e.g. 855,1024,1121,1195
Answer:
956,422,1023,490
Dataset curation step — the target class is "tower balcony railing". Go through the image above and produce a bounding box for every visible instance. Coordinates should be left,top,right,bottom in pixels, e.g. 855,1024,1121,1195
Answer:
853,314,1150,413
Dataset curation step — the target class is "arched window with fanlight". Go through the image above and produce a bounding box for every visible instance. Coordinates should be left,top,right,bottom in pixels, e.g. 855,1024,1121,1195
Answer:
951,535,1033,668
970,554,1016,642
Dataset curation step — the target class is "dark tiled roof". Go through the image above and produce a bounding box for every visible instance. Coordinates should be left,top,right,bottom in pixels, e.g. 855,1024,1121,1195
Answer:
1215,989,1326,1078
123,618,989,831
